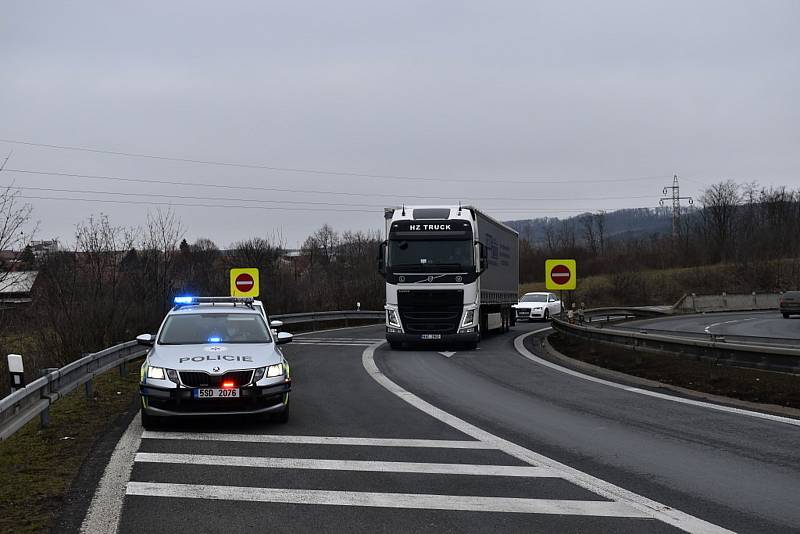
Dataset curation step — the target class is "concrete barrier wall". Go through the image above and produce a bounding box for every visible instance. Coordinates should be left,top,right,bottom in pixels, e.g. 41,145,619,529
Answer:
674,293,779,313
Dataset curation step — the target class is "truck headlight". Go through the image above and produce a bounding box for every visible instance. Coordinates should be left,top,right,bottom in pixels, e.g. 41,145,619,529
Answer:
386,309,402,328
461,308,476,328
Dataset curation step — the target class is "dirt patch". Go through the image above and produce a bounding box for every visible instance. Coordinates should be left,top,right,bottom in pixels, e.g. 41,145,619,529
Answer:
549,333,800,409
0,359,142,534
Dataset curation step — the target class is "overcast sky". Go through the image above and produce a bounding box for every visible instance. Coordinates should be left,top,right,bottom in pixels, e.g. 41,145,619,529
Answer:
2,1,798,248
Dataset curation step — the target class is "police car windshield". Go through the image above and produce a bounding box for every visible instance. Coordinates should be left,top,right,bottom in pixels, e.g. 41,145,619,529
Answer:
520,294,547,303
158,313,272,345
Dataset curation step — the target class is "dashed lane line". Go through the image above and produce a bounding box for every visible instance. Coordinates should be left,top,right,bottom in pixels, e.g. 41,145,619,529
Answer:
141,431,495,449
364,341,734,534
135,452,558,477
126,482,650,517
516,328,800,428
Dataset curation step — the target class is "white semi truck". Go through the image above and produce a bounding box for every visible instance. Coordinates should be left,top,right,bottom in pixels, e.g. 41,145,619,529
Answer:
377,205,519,349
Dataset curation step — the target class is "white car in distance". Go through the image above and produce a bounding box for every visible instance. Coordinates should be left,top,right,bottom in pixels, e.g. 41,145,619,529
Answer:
514,292,562,321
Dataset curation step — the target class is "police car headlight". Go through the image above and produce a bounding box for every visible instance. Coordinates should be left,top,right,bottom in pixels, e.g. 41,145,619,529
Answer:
253,367,266,382
266,363,284,378
146,366,166,380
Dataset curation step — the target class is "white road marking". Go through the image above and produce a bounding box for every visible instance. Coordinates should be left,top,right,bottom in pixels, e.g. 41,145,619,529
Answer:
364,342,734,533
293,324,383,337
141,430,496,449
80,415,143,534
126,482,649,517
293,341,374,346
703,317,757,334
135,452,557,477
516,328,800,428
438,351,456,358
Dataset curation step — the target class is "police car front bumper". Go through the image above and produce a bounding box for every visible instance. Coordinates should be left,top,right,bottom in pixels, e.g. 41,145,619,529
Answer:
140,381,290,417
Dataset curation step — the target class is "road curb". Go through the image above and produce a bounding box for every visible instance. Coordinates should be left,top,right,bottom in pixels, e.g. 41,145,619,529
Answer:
535,332,800,420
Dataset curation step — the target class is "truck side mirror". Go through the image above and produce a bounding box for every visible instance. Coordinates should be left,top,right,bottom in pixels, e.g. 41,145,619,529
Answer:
476,241,488,273
377,241,387,275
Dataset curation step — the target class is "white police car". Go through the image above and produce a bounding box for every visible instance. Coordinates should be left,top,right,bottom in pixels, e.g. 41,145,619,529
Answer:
137,296,292,429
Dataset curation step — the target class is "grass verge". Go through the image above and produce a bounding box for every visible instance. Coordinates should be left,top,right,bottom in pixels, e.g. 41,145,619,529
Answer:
548,333,800,410
0,359,141,534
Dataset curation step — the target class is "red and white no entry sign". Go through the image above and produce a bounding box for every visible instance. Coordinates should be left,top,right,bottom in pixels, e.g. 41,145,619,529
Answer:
550,264,571,285
545,259,577,290
230,268,260,297
235,273,255,292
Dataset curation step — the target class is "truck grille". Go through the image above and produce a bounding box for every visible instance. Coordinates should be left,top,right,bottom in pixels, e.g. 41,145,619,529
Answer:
398,289,464,335
179,370,254,388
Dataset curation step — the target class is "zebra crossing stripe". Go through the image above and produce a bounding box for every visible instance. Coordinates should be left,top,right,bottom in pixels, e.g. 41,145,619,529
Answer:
126,482,650,517
135,452,557,477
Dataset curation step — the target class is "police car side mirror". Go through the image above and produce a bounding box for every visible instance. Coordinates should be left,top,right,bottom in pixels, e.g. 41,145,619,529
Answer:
136,334,155,346
276,332,293,345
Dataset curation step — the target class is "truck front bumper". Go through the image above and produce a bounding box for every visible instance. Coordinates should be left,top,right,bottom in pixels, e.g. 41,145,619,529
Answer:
140,381,291,417
386,331,479,346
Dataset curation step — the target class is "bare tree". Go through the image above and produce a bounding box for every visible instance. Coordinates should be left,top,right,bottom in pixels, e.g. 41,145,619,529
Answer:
0,186,35,290
580,214,597,255
700,181,740,263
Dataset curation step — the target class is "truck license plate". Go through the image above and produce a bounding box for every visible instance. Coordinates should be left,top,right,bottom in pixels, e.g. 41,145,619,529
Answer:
421,334,442,340
193,388,239,399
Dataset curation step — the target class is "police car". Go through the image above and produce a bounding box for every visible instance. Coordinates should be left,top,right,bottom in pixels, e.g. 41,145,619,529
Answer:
137,296,292,429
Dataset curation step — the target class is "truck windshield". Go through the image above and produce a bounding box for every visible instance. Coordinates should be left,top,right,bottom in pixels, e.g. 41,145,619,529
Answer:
388,239,474,272
158,313,272,344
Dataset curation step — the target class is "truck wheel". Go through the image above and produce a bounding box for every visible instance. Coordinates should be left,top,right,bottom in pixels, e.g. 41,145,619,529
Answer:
783,313,790,319
389,341,402,350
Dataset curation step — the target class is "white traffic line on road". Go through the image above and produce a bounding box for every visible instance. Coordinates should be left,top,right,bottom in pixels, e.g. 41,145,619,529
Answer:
80,415,143,534
135,452,558,477
364,341,734,534
292,324,384,337
293,341,376,346
516,328,800,428
438,351,456,358
703,317,757,334
126,482,649,517
142,430,496,449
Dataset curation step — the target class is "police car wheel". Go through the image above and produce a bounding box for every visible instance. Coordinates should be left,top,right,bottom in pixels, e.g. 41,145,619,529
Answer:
140,407,160,430
272,399,290,424
544,310,550,321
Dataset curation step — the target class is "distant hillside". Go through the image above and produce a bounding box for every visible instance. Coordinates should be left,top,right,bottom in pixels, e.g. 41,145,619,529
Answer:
504,207,680,244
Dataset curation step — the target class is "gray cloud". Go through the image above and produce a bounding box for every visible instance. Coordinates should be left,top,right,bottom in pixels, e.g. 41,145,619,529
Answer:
2,0,798,246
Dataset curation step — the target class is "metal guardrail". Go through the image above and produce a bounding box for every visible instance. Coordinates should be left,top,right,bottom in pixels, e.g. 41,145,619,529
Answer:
0,310,384,442
0,341,147,441
552,318,800,375
273,310,384,327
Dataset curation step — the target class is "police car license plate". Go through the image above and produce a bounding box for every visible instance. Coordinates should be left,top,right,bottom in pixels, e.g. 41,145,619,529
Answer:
193,388,239,399
421,334,442,340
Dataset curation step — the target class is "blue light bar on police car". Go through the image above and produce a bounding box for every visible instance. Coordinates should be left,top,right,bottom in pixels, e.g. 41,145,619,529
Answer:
174,296,195,304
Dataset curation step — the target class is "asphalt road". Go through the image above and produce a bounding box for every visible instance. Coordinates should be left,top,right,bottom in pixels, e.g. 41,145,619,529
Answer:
619,310,800,344
105,323,799,534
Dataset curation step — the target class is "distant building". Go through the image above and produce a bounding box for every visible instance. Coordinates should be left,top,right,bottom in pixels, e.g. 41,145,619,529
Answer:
29,240,60,259
0,270,38,308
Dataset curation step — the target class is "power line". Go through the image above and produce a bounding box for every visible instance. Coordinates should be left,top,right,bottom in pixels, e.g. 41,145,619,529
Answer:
20,194,623,215
5,168,658,204
0,138,670,185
